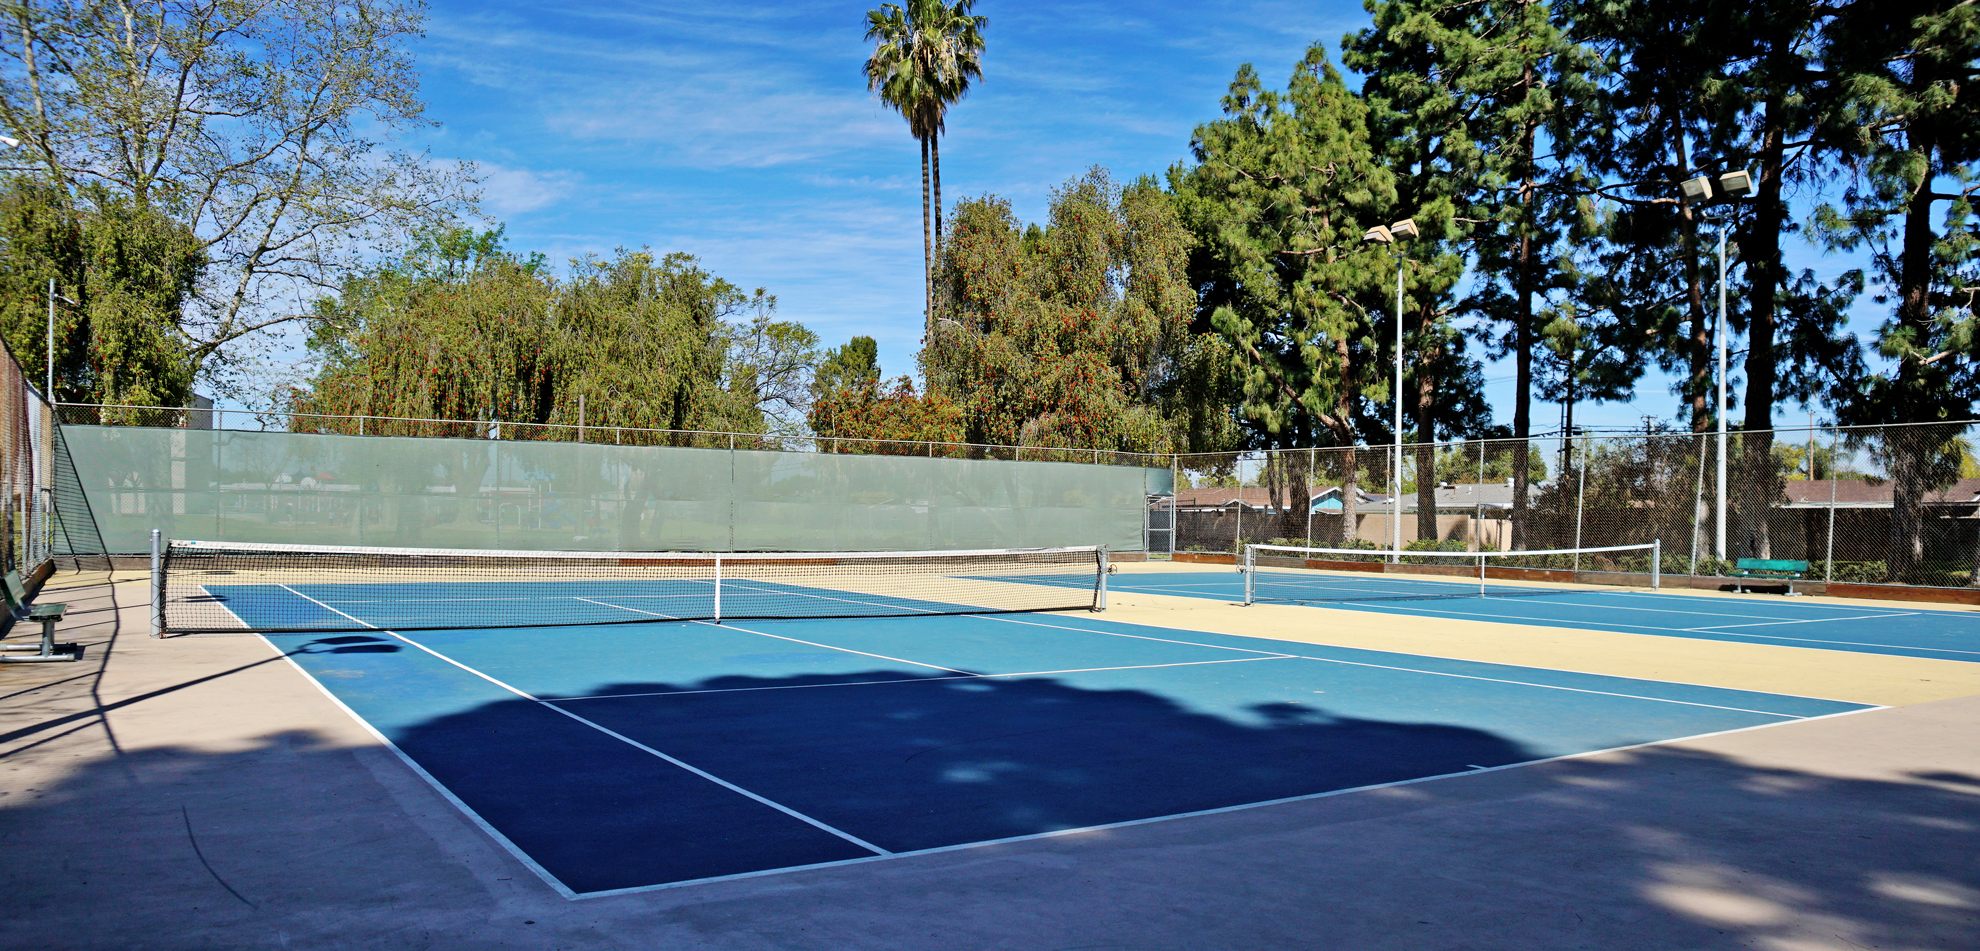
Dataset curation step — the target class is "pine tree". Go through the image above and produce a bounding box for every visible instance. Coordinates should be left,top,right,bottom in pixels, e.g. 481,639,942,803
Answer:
1345,0,1584,544
1817,0,1980,581
1174,45,1420,543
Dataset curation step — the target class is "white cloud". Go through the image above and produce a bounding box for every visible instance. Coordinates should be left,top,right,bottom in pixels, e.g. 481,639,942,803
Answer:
474,162,583,216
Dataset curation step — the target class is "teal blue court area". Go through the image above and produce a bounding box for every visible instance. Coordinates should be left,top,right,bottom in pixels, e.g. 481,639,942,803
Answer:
1096,571,1980,663
224,581,1871,897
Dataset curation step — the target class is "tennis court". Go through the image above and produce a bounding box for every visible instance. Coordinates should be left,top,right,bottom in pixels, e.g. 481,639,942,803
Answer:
192,566,1870,897
1088,568,1980,663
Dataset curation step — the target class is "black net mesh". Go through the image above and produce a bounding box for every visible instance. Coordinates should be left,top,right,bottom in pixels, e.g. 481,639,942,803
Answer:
158,540,1106,634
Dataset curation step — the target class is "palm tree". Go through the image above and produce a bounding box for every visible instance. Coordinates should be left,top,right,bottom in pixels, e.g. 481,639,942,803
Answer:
863,0,988,337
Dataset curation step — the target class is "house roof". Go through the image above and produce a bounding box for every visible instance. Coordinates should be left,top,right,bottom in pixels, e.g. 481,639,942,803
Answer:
1172,483,1538,513
1779,477,1980,509
1427,482,1537,509
1173,486,1389,512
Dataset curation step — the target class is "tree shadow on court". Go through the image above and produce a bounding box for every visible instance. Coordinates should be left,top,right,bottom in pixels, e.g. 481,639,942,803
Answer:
350,669,1541,893
3,668,1978,949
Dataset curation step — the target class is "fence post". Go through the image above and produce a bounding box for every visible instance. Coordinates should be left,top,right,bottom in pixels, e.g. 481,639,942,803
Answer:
1305,447,1314,549
1689,433,1706,577
1475,439,1485,551
1573,436,1587,572
1825,427,1839,584
1234,456,1243,556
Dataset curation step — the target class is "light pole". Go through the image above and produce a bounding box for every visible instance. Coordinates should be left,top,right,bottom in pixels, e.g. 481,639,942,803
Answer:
1715,226,1728,561
46,279,78,402
1679,168,1752,561
1363,218,1418,556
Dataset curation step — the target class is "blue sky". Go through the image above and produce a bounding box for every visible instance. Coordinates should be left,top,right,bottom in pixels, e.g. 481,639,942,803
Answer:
385,0,1873,436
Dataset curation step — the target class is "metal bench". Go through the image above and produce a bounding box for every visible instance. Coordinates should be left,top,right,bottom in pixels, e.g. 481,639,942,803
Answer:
1727,557,1809,594
0,569,76,663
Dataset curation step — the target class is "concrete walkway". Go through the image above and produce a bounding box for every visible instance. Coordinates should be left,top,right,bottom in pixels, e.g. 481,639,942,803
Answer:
1,573,1976,950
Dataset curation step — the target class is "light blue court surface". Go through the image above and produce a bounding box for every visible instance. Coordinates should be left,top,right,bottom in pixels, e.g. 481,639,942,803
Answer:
190,577,1041,631
219,579,1872,896
1091,571,1980,664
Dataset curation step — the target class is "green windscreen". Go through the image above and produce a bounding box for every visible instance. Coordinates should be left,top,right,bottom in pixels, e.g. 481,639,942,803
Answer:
62,426,1165,553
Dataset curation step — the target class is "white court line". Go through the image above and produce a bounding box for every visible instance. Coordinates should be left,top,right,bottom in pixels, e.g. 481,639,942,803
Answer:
569,704,1885,899
1679,629,1980,656
250,582,1876,900
1530,599,1921,624
584,584,1869,713
275,585,893,858
989,601,1841,716
1296,597,1965,652
716,578,957,613
1603,587,1973,615
977,613,1870,714
1318,598,1980,657
200,588,583,899
982,614,1308,657
1684,613,1918,631
573,597,974,674
550,655,1295,702
1280,655,1813,717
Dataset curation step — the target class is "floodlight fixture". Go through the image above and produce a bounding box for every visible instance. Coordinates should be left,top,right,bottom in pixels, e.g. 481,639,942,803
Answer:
1389,219,1419,241
1362,226,1393,244
1679,175,1714,202
1718,169,1754,198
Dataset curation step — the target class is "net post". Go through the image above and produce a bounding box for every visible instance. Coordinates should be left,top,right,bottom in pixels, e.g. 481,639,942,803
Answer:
149,529,164,638
712,554,722,624
1094,545,1108,612
1652,539,1661,591
1242,544,1255,606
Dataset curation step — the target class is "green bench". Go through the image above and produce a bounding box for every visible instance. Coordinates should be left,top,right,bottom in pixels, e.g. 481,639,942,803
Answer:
1727,557,1809,593
0,569,75,663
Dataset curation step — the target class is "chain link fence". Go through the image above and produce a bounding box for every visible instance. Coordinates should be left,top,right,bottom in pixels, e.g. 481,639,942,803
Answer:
1167,423,1980,591
55,403,1980,590
0,352,109,579
53,404,1175,468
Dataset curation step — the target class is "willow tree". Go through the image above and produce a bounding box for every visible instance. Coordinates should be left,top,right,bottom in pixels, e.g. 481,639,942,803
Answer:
300,231,814,443
921,168,1239,456
863,0,988,332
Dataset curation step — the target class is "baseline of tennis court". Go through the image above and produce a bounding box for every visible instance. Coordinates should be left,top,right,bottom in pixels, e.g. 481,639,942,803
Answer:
1091,570,1980,663
215,578,1869,897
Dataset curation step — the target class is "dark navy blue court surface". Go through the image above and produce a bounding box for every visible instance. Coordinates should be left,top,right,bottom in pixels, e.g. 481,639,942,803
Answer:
221,579,1871,897
1094,570,1980,663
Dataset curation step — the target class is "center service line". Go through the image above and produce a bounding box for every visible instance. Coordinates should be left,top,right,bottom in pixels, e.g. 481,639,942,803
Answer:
275,585,893,857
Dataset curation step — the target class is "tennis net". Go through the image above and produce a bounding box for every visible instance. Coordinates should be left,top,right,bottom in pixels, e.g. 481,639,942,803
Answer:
1241,541,1661,605
152,538,1108,635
